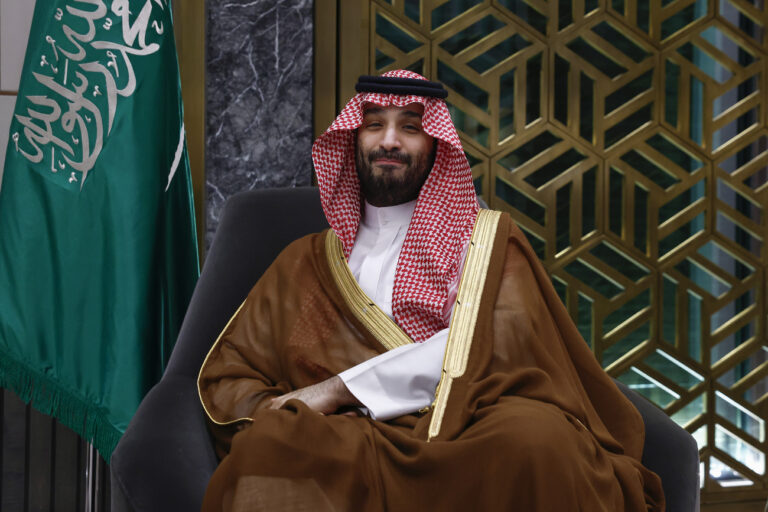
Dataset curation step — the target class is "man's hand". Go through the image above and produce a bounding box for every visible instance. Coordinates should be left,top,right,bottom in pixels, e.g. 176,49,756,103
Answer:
268,376,362,415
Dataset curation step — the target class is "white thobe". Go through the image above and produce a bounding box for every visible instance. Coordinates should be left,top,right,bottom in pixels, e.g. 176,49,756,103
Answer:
338,200,461,421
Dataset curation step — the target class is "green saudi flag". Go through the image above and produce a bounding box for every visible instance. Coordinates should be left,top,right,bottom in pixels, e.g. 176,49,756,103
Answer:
0,0,199,459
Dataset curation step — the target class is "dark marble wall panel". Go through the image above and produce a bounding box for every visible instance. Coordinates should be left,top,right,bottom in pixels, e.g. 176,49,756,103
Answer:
206,0,314,247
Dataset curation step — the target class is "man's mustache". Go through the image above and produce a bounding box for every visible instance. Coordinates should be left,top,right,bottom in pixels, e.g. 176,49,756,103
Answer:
367,149,412,165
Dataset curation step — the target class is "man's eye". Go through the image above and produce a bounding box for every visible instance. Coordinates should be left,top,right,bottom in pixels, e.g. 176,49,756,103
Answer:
365,122,382,128
403,125,421,131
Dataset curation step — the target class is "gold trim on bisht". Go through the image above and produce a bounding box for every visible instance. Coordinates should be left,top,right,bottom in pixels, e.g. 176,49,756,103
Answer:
197,300,254,426
428,209,501,441
325,230,414,352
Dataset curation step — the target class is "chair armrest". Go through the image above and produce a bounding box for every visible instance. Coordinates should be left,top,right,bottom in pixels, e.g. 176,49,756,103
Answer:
615,380,700,512
110,375,218,512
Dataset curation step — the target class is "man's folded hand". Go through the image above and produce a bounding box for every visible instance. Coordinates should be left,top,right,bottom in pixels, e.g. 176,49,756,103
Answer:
268,376,362,415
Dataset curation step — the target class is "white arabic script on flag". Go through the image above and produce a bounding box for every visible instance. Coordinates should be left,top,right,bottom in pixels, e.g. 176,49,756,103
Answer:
12,0,168,190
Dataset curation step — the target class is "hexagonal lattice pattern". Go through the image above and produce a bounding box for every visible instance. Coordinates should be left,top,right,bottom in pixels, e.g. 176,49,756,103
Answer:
328,0,768,501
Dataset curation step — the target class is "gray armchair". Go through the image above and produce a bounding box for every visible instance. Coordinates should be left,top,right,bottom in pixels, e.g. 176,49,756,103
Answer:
110,187,700,511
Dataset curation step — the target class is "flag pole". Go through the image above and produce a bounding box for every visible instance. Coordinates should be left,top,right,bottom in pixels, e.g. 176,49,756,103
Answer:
84,442,104,512
85,443,95,512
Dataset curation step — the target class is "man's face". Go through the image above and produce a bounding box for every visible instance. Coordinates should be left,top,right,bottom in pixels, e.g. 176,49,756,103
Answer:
355,103,436,207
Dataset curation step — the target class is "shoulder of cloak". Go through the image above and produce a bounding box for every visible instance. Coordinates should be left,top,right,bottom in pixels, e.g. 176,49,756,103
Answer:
497,215,645,460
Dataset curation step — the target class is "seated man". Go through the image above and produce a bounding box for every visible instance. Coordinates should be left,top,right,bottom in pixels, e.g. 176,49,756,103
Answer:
197,70,665,511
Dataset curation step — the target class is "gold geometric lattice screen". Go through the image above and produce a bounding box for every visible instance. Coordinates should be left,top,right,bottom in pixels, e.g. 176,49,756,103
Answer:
328,0,768,504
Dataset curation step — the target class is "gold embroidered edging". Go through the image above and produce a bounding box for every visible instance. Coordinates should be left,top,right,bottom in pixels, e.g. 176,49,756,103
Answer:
427,209,501,441
325,230,413,351
197,299,254,426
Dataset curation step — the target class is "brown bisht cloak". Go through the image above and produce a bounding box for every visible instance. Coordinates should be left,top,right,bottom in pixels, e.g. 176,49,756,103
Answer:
198,211,665,511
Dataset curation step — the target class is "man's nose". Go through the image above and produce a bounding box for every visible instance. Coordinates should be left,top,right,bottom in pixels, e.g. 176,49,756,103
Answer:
379,125,401,151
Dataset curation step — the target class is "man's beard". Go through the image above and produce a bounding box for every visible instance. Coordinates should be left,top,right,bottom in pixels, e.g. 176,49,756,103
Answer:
355,146,433,207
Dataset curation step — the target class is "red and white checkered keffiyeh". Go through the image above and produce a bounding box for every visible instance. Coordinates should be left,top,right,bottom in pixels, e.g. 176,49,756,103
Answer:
312,70,479,343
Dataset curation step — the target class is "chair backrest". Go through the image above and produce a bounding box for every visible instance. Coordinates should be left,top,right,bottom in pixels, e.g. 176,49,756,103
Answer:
165,187,329,378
